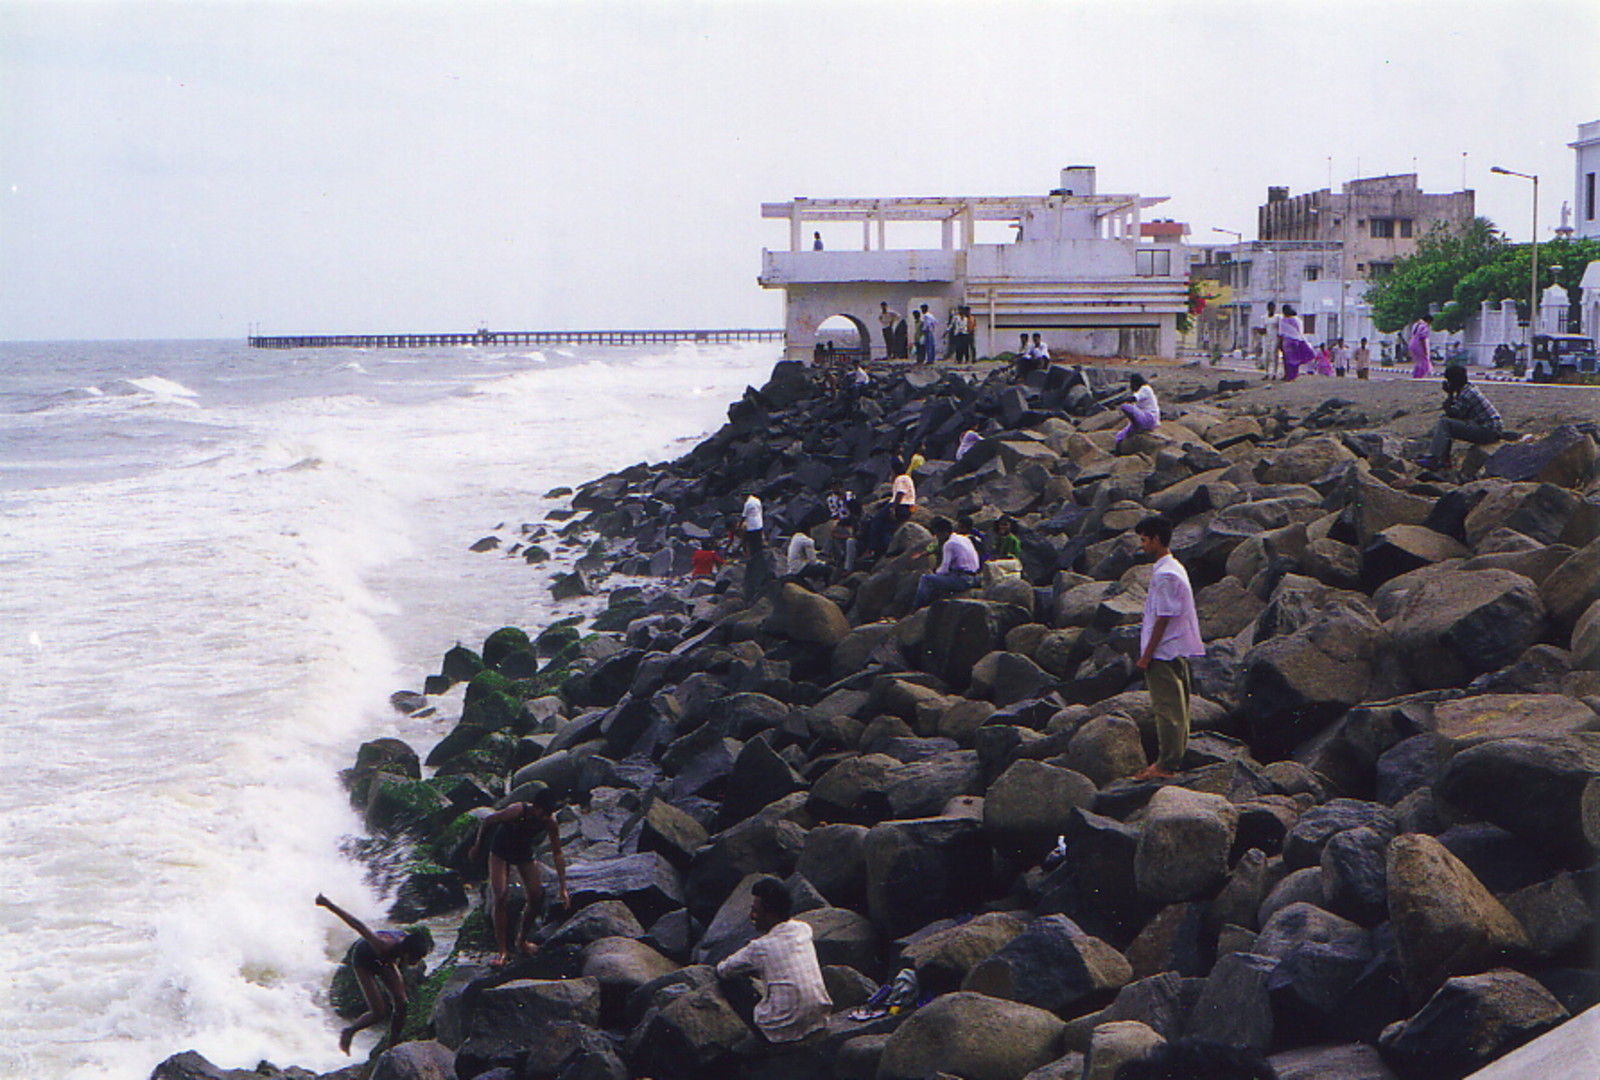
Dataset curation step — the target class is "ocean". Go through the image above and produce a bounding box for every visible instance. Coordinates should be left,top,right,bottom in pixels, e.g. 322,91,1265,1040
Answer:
0,337,777,1078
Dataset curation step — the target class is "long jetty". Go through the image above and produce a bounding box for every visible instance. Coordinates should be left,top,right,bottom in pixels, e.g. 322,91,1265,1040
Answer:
247,328,783,350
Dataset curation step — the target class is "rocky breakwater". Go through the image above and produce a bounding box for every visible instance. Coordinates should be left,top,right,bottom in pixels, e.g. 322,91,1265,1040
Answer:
156,361,1600,1080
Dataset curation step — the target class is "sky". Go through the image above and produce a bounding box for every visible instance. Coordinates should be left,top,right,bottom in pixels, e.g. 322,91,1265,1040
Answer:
2,0,1597,341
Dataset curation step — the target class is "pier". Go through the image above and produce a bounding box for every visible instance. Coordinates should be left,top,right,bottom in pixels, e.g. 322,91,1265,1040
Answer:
247,328,784,350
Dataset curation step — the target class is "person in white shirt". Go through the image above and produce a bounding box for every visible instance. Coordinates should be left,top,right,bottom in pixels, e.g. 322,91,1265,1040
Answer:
1027,333,1051,370
1113,374,1160,448
1131,516,1205,780
1261,301,1282,380
741,493,764,559
913,517,980,608
716,877,831,1044
917,305,939,365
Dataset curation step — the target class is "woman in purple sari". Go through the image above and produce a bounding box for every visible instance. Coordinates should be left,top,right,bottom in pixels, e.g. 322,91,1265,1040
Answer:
1278,304,1313,381
1407,315,1433,379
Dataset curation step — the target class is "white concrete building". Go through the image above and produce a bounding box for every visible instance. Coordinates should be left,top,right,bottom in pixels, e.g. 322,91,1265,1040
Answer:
758,167,1190,363
1572,119,1600,240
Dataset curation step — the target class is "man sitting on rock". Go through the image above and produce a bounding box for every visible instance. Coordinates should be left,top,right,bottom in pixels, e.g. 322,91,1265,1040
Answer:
715,877,832,1045
913,516,980,608
1419,365,1502,472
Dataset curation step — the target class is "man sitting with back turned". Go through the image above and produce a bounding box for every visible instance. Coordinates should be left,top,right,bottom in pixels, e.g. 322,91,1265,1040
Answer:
716,877,831,1044
913,516,980,608
1419,365,1502,471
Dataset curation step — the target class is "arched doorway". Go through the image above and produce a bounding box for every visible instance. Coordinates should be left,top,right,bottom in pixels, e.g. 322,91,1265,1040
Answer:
813,313,870,367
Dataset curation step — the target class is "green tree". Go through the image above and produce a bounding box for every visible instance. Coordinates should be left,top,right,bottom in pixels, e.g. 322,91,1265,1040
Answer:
1368,218,1600,334
1366,217,1506,332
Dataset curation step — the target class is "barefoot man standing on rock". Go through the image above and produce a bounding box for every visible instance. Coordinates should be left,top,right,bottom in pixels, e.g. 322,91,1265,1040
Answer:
1132,516,1204,781
469,787,569,965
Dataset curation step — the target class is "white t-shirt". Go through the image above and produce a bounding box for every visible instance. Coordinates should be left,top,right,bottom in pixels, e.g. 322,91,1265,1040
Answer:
937,533,981,575
787,533,817,571
742,495,763,533
1133,383,1160,423
1141,553,1204,660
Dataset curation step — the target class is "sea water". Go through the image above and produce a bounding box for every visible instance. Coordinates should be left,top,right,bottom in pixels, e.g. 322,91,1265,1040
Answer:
0,338,776,1079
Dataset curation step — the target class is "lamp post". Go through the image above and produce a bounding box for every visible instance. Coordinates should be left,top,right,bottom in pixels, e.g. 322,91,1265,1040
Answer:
1211,228,1244,351
1491,166,1539,376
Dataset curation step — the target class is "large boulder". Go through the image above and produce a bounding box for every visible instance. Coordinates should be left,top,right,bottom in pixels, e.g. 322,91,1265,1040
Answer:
795,823,869,910
626,984,750,1079
454,976,601,1077
982,759,1098,863
877,992,1067,1080
774,582,851,646
1385,833,1531,1003
1035,809,1150,943
1433,733,1600,861
1378,969,1569,1078
920,599,1032,690
900,911,1027,993
369,1041,457,1080
964,914,1133,1014
1383,568,1547,691
1133,785,1238,904
1186,951,1276,1050
565,852,685,928
863,816,991,937
1483,425,1598,488
1541,536,1600,634
580,937,679,1023
1238,601,1384,757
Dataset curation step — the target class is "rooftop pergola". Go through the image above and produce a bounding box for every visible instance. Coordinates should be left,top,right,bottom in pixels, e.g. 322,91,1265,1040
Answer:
762,193,1170,251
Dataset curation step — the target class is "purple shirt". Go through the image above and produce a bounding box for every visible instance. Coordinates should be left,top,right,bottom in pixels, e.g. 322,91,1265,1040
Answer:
1141,553,1204,660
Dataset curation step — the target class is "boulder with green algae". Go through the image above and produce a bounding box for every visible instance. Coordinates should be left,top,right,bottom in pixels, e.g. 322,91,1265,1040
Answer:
438,643,484,685
481,626,532,668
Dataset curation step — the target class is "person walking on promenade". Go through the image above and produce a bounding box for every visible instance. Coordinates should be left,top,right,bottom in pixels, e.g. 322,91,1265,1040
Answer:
1277,304,1312,381
1354,337,1371,380
1333,337,1351,377
1261,301,1282,380
1419,365,1503,471
716,878,832,1045
913,516,980,608
314,894,432,1053
1407,314,1434,379
918,305,938,365
1113,373,1160,448
879,302,898,360
467,789,570,966
1130,516,1204,781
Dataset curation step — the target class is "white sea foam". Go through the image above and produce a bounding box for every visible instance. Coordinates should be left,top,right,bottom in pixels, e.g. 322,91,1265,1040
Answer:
0,338,776,1078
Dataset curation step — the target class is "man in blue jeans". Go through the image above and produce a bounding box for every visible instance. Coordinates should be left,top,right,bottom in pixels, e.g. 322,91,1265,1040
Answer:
914,517,979,608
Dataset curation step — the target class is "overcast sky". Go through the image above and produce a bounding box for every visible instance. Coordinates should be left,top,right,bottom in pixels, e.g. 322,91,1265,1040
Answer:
2,0,1597,341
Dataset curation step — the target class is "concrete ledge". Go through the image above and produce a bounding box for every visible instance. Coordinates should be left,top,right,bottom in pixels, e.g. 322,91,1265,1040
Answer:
1464,1005,1600,1079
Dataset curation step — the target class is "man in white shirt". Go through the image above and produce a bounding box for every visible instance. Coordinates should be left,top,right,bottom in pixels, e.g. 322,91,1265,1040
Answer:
716,877,831,1044
918,305,938,366
1261,301,1282,381
1113,373,1160,448
913,517,980,608
1132,515,1204,780
741,492,764,559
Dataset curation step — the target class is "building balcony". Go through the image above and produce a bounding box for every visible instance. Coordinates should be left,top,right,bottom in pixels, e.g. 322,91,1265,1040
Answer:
758,248,961,287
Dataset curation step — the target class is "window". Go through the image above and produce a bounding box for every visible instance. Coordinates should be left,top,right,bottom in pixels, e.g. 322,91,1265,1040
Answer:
1304,266,1321,282
1587,172,1595,222
1399,219,1413,239
1304,314,1318,335
1370,218,1395,239
1234,261,1252,289
1136,248,1172,277
1368,261,1394,279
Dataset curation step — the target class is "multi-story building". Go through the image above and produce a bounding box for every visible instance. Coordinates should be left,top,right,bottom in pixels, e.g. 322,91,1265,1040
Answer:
1573,119,1600,241
1204,174,1476,359
758,167,1191,363
1259,174,1476,281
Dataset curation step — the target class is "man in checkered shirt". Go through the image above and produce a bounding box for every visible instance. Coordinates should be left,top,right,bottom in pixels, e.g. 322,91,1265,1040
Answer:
1421,366,1502,470
715,877,832,1043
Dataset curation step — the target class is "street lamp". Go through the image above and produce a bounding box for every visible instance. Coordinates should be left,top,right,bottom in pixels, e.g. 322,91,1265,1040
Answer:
1210,229,1244,351
1490,166,1539,375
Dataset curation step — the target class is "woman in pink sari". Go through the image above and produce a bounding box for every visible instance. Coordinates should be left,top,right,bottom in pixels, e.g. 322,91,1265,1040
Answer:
1407,315,1433,379
1278,304,1313,381
1314,343,1334,376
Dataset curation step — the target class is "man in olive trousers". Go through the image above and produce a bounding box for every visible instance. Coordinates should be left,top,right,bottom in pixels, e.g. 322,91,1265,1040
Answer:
1131,516,1204,780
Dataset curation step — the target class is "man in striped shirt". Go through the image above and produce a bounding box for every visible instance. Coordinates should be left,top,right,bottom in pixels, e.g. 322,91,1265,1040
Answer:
1421,366,1502,470
716,878,832,1043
